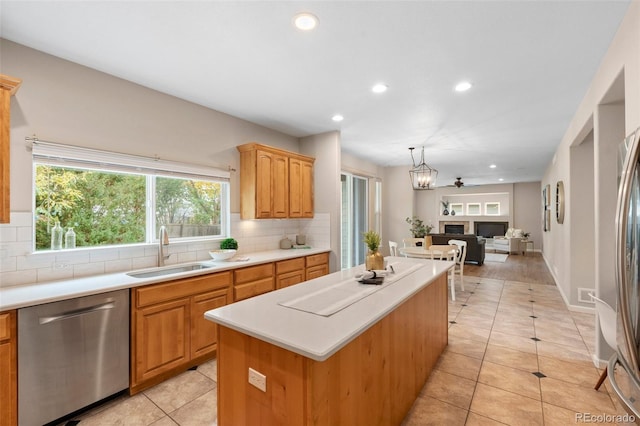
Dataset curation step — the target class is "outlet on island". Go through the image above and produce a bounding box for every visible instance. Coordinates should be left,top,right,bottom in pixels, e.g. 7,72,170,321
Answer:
248,367,267,392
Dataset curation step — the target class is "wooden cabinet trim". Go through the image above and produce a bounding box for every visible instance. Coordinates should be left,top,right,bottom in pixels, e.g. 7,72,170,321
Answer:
237,143,315,163
234,277,275,301
0,313,11,342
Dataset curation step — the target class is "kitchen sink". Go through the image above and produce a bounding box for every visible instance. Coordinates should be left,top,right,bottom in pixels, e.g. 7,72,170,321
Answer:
126,263,213,279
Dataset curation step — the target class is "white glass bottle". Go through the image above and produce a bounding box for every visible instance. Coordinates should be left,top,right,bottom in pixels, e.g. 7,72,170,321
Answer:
65,227,76,249
51,221,63,250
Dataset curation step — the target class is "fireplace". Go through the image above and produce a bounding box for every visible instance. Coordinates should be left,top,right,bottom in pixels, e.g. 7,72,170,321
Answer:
475,221,509,238
444,224,465,234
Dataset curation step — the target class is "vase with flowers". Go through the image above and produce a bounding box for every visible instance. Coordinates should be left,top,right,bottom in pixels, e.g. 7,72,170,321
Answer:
362,230,384,270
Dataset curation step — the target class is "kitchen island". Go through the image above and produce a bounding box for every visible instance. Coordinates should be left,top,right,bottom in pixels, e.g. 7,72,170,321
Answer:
205,256,451,425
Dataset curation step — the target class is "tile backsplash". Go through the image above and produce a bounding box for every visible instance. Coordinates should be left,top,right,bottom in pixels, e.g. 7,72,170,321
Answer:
0,212,330,288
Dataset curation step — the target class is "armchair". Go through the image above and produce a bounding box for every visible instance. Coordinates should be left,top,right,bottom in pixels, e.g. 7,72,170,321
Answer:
493,228,524,254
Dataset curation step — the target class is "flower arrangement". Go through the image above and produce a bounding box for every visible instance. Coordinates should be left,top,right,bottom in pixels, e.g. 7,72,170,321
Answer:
362,230,381,252
405,216,433,238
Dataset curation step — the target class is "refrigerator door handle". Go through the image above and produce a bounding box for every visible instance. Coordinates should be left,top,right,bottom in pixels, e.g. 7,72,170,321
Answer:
608,352,640,419
616,128,640,371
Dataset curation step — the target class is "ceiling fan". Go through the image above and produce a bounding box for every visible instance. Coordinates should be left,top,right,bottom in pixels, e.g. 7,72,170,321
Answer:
454,177,464,188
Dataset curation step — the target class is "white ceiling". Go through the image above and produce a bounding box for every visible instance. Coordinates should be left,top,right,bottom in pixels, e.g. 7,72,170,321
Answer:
0,1,631,187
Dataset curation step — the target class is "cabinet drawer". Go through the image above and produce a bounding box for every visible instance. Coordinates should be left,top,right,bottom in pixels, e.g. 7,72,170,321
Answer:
136,271,232,308
276,257,305,274
0,311,13,342
235,277,274,301
307,264,329,280
276,269,305,290
306,252,329,268
234,263,273,284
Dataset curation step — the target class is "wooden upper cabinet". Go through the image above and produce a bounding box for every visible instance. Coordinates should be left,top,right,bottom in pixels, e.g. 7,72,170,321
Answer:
0,74,22,224
289,157,314,218
238,143,314,219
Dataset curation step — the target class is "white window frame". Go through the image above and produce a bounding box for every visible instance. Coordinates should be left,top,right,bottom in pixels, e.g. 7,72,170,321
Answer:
449,203,463,215
485,202,501,215
467,203,481,216
32,139,231,249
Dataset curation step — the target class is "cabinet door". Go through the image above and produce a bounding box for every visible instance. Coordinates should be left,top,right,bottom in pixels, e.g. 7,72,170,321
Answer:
272,153,289,218
289,157,302,218
256,150,275,218
301,159,314,218
191,288,230,359
133,298,190,385
277,269,306,289
306,264,329,280
0,311,16,426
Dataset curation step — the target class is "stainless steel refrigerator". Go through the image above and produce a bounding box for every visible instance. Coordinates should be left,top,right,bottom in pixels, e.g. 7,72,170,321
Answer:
610,126,640,420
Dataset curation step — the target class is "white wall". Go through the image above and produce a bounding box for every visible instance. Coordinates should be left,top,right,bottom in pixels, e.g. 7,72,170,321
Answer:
381,166,414,255
0,40,333,287
542,1,639,309
541,2,639,363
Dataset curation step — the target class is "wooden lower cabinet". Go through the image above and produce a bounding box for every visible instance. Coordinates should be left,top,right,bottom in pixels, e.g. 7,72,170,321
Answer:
306,252,329,280
130,272,232,394
0,311,17,426
233,263,274,301
276,257,305,289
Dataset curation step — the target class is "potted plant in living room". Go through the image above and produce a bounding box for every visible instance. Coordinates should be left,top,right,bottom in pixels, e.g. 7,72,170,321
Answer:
405,216,433,246
362,230,384,270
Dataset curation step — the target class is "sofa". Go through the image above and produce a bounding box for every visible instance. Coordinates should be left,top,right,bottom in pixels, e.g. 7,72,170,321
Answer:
429,234,486,265
493,228,524,254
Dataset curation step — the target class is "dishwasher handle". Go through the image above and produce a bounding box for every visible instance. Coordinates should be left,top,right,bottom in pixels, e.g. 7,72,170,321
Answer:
39,300,116,325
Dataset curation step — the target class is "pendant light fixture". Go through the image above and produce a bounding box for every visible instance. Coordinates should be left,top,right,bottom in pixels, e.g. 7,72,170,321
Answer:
409,147,438,190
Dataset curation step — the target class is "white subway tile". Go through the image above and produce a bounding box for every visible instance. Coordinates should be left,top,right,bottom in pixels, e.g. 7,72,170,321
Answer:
0,256,16,273
131,256,157,270
37,266,74,283
16,226,33,242
177,251,197,264
89,249,120,263
17,254,54,270
104,258,132,274
74,262,106,278
0,227,17,242
0,269,37,288
9,212,33,227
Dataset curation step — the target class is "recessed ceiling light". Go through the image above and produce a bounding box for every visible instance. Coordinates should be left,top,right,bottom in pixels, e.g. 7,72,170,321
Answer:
372,83,388,93
499,178,504,182
332,114,344,122
489,164,497,169
455,81,472,92
293,12,318,31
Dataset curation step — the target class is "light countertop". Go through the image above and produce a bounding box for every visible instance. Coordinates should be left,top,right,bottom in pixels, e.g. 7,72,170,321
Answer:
205,256,453,361
0,247,330,311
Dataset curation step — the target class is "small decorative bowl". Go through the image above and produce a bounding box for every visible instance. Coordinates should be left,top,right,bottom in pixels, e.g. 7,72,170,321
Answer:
209,249,237,261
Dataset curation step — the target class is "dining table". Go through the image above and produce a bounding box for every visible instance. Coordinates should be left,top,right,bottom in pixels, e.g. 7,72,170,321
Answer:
398,244,459,300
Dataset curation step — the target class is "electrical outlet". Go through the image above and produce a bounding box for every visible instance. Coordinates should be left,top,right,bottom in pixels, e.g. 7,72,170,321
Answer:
248,367,266,392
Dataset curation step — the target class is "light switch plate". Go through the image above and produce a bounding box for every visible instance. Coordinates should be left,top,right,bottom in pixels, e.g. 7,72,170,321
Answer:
248,367,267,392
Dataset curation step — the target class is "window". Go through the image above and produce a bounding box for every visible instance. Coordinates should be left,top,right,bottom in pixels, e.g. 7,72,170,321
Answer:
33,140,229,251
485,202,500,215
449,203,463,215
467,203,481,215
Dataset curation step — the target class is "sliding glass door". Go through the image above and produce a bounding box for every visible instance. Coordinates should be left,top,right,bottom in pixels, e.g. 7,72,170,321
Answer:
341,173,369,269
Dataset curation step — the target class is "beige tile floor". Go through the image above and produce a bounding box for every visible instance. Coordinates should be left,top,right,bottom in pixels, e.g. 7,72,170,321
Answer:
66,276,633,425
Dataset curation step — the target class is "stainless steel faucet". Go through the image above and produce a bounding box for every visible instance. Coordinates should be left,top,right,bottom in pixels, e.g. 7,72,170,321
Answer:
158,226,171,266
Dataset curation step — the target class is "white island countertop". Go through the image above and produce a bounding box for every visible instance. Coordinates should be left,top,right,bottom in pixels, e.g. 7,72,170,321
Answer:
205,256,453,362
0,247,330,311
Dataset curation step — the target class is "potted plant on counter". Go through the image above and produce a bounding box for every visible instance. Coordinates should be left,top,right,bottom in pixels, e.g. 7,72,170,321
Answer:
362,230,384,271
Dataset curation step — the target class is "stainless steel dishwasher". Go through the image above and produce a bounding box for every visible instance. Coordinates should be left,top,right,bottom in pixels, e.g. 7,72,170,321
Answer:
18,289,129,426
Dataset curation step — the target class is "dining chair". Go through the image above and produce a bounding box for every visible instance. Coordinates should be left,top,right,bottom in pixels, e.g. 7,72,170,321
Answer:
402,237,426,248
388,240,398,257
428,244,458,301
448,239,467,293
589,293,617,390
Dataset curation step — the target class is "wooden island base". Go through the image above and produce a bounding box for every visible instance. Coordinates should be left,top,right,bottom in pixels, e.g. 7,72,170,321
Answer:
216,273,448,425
